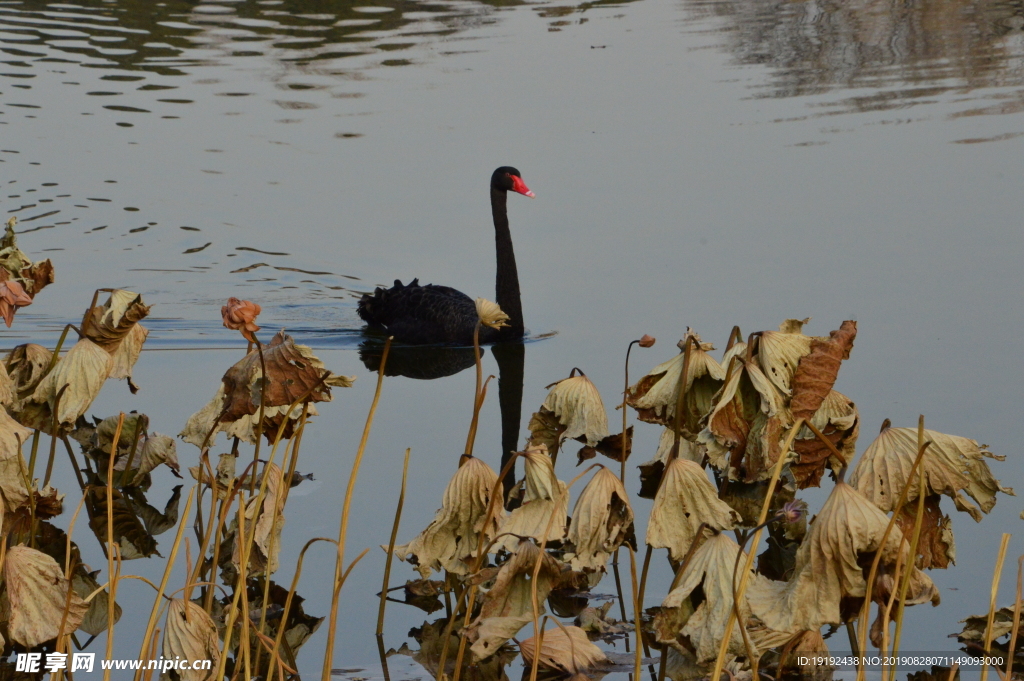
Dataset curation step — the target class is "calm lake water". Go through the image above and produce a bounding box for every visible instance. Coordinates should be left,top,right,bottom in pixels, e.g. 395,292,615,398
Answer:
3,0,1024,677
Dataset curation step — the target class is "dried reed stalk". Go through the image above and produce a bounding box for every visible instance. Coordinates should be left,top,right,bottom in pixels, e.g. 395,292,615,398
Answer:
103,413,125,681
980,534,1013,681
1005,556,1024,679
377,448,412,636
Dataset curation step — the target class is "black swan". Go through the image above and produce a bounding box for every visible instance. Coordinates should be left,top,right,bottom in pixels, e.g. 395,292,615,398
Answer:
358,166,534,345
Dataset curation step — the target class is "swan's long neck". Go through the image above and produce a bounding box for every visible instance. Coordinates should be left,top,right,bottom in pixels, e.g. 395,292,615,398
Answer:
492,186,524,335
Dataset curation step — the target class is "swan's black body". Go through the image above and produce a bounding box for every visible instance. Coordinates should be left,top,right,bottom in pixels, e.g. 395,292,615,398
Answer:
357,167,531,345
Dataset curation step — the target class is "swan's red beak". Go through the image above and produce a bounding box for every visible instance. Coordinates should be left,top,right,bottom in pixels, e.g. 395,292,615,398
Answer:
510,175,535,198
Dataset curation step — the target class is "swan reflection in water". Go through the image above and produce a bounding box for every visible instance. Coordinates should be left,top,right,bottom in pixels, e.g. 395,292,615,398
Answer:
358,339,525,500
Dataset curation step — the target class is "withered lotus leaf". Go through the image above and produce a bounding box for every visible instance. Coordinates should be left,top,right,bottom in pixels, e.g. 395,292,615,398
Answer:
0,219,54,298
849,425,1012,521
0,407,32,512
956,605,1020,645
114,433,180,480
163,599,222,681
475,297,510,329
0,279,32,328
539,371,610,448
72,567,122,636
88,486,158,559
497,445,568,551
789,321,857,422
778,630,831,677
519,625,609,673
654,533,771,664
29,337,113,430
3,545,88,647
467,540,564,660
747,481,938,635
109,323,149,393
757,319,814,395
646,459,740,562
699,359,784,482
81,289,150,353
232,463,286,576
893,495,955,569
638,429,705,499
4,343,53,399
626,330,725,433
791,390,859,488
392,457,505,578
527,408,565,455
565,466,634,572
0,361,12,407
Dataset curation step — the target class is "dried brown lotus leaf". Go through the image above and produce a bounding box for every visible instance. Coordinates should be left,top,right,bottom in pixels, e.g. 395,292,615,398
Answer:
654,533,768,663
221,330,348,422
232,463,285,576
3,545,88,647
81,289,151,352
789,321,857,421
181,383,319,448
541,372,609,447
88,486,158,559
626,330,724,432
893,495,955,569
0,407,32,512
4,343,52,397
114,433,179,479
497,445,568,551
791,390,859,488
163,599,222,681
956,606,1019,644
747,481,939,634
0,362,12,407
758,318,814,395
0,222,54,297
565,466,634,572
647,459,740,562
519,625,609,673
527,408,566,454
392,457,505,578
72,568,121,636
778,630,831,676
700,360,784,482
849,425,1012,522
29,337,113,430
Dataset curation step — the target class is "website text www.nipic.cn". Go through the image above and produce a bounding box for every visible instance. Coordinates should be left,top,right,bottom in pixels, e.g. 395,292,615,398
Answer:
15,652,213,674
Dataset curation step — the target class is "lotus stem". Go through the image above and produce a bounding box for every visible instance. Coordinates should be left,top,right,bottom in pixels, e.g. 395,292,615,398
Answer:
464,321,484,458
670,336,699,463
43,383,69,488
60,434,86,491
622,337,650,482
980,533,1012,681
710,418,804,681
377,447,412,636
725,326,743,351
1005,555,1024,679
321,337,392,681
26,428,40,489
132,486,196,681
729,528,762,677
253,461,289,679
611,551,631,650
628,544,643,680
636,545,653,628
102,413,124,681
119,413,147,487
880,540,907,679
250,335,268,494
888,416,933,681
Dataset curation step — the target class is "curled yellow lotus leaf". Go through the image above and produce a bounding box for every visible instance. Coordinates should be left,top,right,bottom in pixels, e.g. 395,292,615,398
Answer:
654,533,766,663
163,599,222,681
646,459,740,562
565,466,633,572
757,318,813,395
81,289,150,352
849,425,1012,521
626,329,724,433
497,445,567,551
541,370,609,447
475,297,510,329
29,337,113,430
519,625,608,673
3,545,88,647
392,457,505,578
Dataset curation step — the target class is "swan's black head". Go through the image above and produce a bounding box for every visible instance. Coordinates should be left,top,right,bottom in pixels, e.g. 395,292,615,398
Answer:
491,166,535,198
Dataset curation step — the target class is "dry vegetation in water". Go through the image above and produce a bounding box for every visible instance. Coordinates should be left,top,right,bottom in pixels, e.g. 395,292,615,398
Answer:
0,214,1020,681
